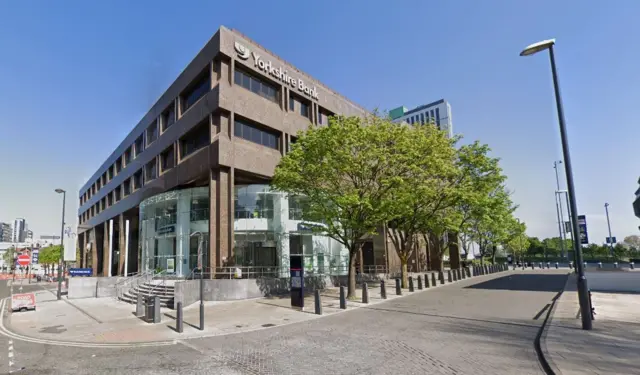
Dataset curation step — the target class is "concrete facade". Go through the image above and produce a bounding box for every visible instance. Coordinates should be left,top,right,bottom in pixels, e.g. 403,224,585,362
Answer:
75,26,396,278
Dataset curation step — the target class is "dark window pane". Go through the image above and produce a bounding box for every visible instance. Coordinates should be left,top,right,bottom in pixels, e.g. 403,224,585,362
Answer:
234,70,242,85
300,102,309,117
435,108,441,127
250,77,261,94
234,121,242,137
183,74,210,112
242,74,251,89
289,96,295,111
420,113,425,124
233,119,279,150
251,126,262,144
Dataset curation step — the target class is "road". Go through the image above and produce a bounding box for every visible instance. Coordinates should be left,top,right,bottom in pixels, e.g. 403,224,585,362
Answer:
0,270,569,374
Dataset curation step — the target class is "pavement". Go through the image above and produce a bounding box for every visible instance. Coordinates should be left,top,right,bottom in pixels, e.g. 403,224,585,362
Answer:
0,268,571,374
542,273,640,375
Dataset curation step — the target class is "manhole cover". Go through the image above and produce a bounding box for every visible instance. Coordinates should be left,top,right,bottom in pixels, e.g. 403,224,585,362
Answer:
261,323,276,327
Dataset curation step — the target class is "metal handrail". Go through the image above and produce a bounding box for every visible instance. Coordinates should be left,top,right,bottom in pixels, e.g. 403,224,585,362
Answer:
143,270,168,298
115,269,154,301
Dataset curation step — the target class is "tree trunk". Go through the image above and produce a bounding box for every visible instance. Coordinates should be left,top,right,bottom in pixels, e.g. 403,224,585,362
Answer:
347,249,357,299
400,256,408,288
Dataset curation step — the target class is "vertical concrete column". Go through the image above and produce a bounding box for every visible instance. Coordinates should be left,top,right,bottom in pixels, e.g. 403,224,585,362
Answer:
118,214,126,276
209,167,233,275
78,232,86,268
176,192,191,277
90,228,98,274
274,192,290,277
102,221,110,277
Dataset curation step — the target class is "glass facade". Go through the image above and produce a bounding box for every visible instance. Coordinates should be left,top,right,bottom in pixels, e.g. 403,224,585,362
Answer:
233,184,349,277
139,187,209,277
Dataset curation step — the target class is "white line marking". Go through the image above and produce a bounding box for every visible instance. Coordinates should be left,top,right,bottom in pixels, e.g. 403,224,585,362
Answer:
8,352,13,358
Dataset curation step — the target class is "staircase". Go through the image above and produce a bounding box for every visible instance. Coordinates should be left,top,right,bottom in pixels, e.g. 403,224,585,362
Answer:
119,280,175,309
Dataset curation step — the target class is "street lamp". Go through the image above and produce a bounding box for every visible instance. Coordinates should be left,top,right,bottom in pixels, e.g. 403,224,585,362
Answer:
553,161,566,258
520,39,592,330
604,203,614,256
55,188,66,300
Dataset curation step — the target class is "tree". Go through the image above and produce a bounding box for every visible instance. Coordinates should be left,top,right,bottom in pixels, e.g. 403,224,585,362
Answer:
504,221,529,262
623,235,640,253
39,245,61,274
272,114,401,298
386,121,458,287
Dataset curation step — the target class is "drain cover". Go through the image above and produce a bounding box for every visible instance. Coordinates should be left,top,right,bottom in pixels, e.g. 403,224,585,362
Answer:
261,323,276,327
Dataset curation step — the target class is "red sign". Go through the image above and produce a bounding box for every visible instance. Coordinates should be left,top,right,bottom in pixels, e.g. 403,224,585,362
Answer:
17,254,31,266
11,293,36,311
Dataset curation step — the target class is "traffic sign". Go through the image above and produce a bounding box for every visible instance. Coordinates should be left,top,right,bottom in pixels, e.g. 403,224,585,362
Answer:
17,254,31,266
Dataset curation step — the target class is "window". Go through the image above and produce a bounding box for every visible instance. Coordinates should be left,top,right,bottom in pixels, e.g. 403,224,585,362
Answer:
162,104,175,132
180,120,210,159
289,96,295,111
123,179,131,196
145,159,157,181
147,121,158,145
234,118,279,150
318,108,332,125
101,197,106,211
115,157,122,173
435,108,441,127
300,101,309,118
90,206,95,217
420,113,425,124
182,72,211,113
115,187,121,202
234,68,278,102
96,179,101,191
95,202,100,214
134,135,144,157
161,145,175,172
133,169,143,190
430,110,435,120
108,165,114,180
107,192,113,207
102,173,107,186
124,147,132,166
288,136,298,152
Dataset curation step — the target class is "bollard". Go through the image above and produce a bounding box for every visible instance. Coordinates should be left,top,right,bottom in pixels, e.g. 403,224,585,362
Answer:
339,286,346,309
460,269,465,279
452,270,457,281
417,275,423,290
546,262,550,269
513,264,517,271
569,261,573,269
466,267,471,278
439,271,445,284
380,280,387,299
408,277,415,292
424,274,430,288
614,262,618,269
457,268,462,280
362,283,369,304
555,262,559,269
153,296,161,324
315,289,323,314
539,262,542,269
432,272,437,287
395,278,402,295
176,302,183,333
136,293,144,318
531,263,534,270
631,262,635,270
584,262,587,269
598,262,602,269
447,270,453,282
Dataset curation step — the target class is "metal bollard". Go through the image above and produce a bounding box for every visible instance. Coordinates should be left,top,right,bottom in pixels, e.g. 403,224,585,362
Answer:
362,283,369,304
417,275,423,290
408,277,414,292
432,272,437,286
598,262,602,269
466,267,471,278
339,286,346,309
457,268,462,280
614,262,618,269
439,271,445,284
461,269,466,279
380,280,387,299
136,293,144,318
555,262,559,269
447,270,453,282
569,261,573,269
531,263,534,270
546,262,550,269
153,296,161,324
584,262,587,268
315,289,323,314
539,262,542,269
176,302,183,333
395,278,402,295
424,274,430,288
631,262,635,270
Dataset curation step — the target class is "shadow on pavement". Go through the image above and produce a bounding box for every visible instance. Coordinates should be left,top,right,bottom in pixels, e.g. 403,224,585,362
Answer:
465,274,568,292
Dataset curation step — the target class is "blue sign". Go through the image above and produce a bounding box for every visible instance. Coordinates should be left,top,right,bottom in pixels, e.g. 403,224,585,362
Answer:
31,250,39,264
578,215,589,244
69,268,93,277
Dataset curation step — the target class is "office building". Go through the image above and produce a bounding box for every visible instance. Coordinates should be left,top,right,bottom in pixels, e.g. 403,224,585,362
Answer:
0,223,11,242
75,26,397,280
389,99,453,137
12,218,26,243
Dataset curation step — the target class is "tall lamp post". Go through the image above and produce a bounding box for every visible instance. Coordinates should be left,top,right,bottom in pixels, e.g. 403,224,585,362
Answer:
520,39,592,330
55,188,66,300
553,161,566,258
604,203,614,257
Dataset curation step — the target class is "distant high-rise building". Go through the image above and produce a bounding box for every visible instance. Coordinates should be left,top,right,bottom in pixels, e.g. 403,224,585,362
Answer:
389,99,453,138
0,222,11,242
25,230,33,240
12,218,26,243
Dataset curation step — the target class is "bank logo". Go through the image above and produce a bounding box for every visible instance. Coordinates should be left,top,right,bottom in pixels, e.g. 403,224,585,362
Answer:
234,42,250,60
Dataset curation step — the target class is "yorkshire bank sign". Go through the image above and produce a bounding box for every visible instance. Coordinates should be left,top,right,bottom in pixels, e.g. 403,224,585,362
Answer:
235,42,319,100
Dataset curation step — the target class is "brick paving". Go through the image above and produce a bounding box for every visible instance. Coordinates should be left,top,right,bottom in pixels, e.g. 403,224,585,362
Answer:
543,274,640,375
2,269,570,374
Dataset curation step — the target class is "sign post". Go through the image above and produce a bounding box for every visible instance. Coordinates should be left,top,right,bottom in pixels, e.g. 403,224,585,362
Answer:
578,215,589,244
290,255,304,310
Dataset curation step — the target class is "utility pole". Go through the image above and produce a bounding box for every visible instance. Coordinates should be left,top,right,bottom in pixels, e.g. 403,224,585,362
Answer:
554,161,567,258
604,203,614,257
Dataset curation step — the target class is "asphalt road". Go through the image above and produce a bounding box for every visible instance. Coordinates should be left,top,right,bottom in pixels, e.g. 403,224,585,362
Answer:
0,270,569,375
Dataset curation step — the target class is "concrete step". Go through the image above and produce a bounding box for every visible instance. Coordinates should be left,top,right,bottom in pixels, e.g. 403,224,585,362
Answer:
121,292,173,307
137,283,175,292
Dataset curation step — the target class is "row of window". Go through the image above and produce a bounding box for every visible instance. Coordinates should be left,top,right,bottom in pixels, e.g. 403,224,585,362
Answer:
404,107,441,127
80,70,212,207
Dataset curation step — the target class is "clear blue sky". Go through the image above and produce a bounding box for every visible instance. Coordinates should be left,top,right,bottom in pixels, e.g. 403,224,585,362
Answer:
1,0,638,245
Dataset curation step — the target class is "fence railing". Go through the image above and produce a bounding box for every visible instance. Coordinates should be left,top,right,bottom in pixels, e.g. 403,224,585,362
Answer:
115,269,154,301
